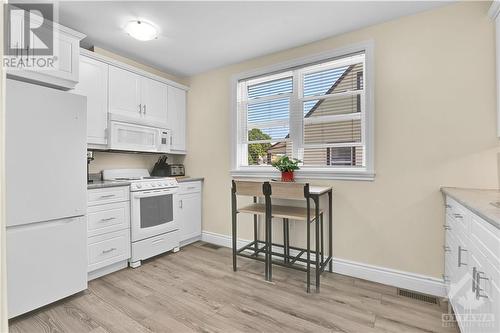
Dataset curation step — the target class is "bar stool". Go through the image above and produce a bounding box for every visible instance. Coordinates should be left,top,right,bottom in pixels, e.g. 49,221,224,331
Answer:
231,180,270,278
263,181,324,293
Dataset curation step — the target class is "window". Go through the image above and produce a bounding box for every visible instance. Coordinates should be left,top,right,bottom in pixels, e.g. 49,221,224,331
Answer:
232,43,374,180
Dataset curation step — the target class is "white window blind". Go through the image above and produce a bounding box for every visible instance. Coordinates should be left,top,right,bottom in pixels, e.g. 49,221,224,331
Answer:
236,51,368,171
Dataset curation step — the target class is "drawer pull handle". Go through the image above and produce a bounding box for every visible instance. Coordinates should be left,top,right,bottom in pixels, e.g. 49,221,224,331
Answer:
472,267,477,293
102,247,116,254
445,204,451,208
443,245,451,253
100,217,117,222
442,274,450,283
475,271,489,299
99,194,116,199
187,186,196,190
179,199,183,209
458,246,467,267
443,224,451,230
453,213,463,219
152,238,164,245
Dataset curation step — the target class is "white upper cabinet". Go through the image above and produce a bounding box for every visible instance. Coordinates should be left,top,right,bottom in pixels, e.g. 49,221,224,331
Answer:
167,86,187,152
6,10,85,90
109,66,168,127
109,66,142,120
141,77,168,125
74,52,109,146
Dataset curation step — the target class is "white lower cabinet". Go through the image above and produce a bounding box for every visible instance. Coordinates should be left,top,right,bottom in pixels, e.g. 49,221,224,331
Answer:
87,186,131,280
444,196,500,333
176,181,202,246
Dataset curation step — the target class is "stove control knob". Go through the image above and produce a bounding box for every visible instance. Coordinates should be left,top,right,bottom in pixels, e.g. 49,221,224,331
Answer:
136,184,142,189
151,183,156,187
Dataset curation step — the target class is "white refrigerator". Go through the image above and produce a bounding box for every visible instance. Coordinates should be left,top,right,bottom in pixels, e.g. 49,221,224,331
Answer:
6,79,88,318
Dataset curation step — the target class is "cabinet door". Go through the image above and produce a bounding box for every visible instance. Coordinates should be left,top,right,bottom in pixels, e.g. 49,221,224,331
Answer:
176,192,201,242
109,66,142,119
74,56,108,145
141,78,167,126
167,86,186,151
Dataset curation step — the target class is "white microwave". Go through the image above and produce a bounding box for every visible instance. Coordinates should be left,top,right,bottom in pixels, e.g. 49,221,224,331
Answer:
109,121,171,153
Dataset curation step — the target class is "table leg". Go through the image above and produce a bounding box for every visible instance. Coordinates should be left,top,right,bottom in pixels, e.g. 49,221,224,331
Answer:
328,190,333,273
306,198,311,293
315,196,320,292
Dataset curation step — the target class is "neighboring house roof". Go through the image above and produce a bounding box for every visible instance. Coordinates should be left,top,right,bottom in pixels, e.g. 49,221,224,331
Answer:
266,64,355,153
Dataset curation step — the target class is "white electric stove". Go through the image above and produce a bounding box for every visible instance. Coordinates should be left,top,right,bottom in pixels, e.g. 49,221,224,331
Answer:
103,169,180,268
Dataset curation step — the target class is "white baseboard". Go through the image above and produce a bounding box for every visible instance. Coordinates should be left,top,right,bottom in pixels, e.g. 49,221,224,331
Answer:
201,231,446,297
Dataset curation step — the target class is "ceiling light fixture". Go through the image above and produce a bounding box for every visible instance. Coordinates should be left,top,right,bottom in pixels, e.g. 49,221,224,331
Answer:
125,20,158,41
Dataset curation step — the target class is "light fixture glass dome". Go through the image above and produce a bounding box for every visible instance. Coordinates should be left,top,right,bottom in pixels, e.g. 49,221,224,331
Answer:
125,20,158,41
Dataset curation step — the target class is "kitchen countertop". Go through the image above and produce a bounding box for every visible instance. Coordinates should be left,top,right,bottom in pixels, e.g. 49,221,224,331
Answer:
87,180,131,189
441,187,500,230
87,177,204,189
176,177,204,183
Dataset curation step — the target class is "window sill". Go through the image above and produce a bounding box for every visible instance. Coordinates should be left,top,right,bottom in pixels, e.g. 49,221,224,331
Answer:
230,167,375,181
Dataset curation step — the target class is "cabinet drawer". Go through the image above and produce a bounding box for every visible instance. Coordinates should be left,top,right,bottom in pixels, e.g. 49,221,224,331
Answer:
87,201,130,237
178,181,202,194
88,186,129,206
88,229,130,272
132,230,179,261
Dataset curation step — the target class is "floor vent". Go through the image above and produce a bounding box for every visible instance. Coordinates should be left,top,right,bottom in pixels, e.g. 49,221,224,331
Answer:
397,289,439,304
201,243,222,250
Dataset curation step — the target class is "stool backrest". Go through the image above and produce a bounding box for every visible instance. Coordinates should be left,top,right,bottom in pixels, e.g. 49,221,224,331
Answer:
232,180,265,197
266,181,310,200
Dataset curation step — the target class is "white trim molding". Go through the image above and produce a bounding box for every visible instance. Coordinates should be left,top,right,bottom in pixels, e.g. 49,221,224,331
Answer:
201,231,446,297
229,40,375,181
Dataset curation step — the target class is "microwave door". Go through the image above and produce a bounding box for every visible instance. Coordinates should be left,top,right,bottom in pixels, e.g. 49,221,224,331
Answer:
109,122,161,152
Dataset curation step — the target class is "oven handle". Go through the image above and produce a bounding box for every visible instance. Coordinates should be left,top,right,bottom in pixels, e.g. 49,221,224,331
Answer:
133,189,177,199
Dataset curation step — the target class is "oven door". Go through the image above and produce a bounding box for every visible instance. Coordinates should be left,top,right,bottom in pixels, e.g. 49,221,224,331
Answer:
131,188,178,242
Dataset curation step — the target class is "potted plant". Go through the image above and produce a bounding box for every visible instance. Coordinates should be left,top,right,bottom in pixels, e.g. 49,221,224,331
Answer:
272,156,301,182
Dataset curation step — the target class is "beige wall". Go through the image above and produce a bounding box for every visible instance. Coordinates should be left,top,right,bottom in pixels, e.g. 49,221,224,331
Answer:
184,1,499,278
92,46,188,86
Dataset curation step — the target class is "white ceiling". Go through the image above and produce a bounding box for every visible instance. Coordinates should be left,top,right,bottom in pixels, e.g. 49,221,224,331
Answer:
57,1,449,77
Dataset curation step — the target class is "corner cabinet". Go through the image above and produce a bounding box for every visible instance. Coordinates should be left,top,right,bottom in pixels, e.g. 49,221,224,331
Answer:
176,181,202,246
74,51,109,148
443,196,500,333
168,86,187,153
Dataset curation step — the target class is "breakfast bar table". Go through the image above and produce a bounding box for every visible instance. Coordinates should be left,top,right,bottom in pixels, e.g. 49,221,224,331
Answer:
231,179,333,292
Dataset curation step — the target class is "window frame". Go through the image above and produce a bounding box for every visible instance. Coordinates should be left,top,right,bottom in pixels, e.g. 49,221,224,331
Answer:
230,40,375,181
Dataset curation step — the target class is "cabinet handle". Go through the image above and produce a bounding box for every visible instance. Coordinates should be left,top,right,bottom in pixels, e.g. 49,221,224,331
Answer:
143,104,146,114
442,274,450,283
453,213,463,219
170,136,173,145
139,104,142,114
179,199,183,208
100,217,116,222
443,245,451,253
458,246,467,267
445,204,452,208
472,267,477,293
99,194,116,199
102,247,116,254
443,224,451,230
475,271,489,299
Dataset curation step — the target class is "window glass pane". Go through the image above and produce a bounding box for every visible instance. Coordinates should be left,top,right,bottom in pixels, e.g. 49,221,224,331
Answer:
302,146,364,167
303,95,360,117
304,119,361,145
247,127,289,142
248,77,292,99
303,62,363,97
247,141,292,166
248,98,289,124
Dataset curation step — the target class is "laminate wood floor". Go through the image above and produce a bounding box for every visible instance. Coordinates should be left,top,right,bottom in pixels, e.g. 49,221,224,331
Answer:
9,242,459,333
